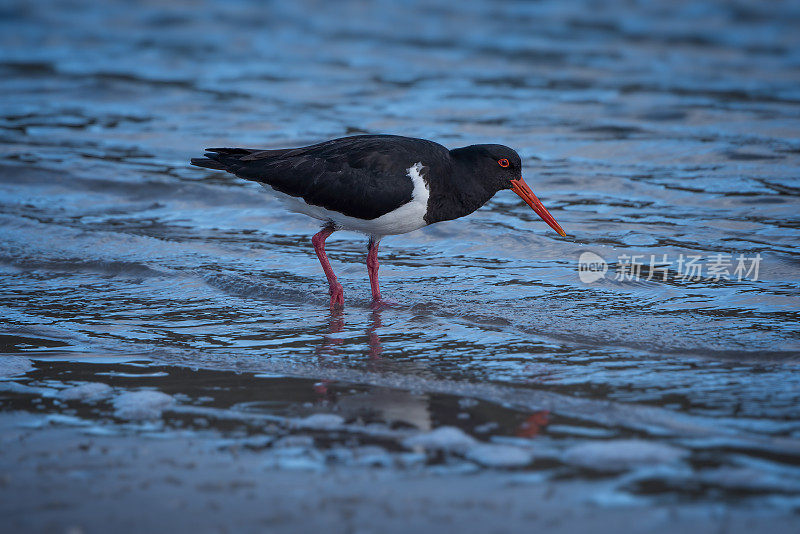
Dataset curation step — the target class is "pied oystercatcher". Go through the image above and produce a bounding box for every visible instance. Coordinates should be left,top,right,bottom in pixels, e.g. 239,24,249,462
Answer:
191,135,566,308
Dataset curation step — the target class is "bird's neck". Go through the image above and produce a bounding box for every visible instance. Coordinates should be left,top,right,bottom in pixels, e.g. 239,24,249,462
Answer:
424,154,498,225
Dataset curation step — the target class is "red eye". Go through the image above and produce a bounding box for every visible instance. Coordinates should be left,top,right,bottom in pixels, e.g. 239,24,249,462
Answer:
498,158,509,168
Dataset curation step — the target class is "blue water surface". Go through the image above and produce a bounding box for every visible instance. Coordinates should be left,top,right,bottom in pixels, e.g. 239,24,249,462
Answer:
1,0,799,514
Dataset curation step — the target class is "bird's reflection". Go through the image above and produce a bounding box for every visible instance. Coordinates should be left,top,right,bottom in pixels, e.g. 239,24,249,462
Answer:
311,310,552,440
315,307,383,359
366,309,383,358
516,410,549,438
314,311,345,356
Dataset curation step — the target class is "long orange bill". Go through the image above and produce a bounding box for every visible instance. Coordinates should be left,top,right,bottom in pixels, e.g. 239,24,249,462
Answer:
510,178,566,237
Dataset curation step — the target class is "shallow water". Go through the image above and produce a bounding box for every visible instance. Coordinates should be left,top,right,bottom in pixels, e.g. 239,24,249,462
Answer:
1,0,800,513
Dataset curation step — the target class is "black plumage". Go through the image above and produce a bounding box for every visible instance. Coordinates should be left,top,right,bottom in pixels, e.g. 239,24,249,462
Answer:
192,135,452,221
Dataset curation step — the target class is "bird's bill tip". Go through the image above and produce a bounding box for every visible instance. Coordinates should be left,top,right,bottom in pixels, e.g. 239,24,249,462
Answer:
510,178,566,237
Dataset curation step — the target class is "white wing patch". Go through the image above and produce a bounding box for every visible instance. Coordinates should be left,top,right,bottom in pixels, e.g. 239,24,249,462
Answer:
262,162,430,237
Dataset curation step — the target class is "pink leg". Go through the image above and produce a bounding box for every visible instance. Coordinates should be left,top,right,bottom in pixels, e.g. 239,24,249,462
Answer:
366,237,382,302
312,227,344,309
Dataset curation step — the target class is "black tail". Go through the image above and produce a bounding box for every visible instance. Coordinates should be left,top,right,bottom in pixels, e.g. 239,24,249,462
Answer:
190,146,300,182
190,157,226,170
190,148,255,171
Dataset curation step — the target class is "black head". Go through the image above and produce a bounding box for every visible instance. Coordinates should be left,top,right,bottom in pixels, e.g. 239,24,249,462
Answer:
451,144,523,191
450,143,566,237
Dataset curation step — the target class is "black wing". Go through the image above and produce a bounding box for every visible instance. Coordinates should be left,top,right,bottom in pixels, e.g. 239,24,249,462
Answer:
191,135,449,220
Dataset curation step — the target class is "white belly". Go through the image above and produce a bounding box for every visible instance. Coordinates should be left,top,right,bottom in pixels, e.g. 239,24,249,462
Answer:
261,162,429,237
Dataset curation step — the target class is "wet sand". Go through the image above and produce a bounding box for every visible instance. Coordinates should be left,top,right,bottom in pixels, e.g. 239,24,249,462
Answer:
3,413,797,534
3,355,800,533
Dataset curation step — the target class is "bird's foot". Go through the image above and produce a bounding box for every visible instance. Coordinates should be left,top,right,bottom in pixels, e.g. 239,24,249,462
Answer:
370,297,401,310
329,283,345,310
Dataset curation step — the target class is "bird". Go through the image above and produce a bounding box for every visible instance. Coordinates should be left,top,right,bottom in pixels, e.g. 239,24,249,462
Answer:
191,134,566,309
